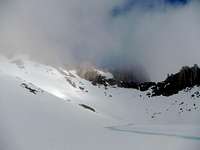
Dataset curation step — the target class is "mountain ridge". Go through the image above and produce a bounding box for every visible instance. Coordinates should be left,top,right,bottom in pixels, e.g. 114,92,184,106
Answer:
76,63,200,97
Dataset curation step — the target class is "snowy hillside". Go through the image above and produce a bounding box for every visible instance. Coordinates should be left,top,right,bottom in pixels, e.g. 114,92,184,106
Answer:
0,56,200,150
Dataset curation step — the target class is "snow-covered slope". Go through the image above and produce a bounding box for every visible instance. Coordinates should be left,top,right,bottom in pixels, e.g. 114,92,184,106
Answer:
0,56,200,150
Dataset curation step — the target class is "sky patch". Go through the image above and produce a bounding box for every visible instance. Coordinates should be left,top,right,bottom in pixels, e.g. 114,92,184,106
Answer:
111,0,190,17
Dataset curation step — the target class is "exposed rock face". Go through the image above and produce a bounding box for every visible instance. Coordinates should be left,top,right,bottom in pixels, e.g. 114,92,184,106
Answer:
138,82,156,91
141,64,200,96
76,66,140,88
77,64,200,97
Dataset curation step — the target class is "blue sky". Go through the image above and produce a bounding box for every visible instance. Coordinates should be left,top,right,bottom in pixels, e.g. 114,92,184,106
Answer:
112,0,189,16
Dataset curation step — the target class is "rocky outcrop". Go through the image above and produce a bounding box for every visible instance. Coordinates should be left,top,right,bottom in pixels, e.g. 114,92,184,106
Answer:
77,67,111,87
141,64,200,97
77,64,200,97
77,67,140,88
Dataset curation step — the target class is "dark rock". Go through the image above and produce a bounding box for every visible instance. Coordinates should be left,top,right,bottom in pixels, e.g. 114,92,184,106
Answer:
79,86,84,90
144,64,200,97
79,104,96,112
66,78,76,88
138,82,156,91
21,83,39,94
77,64,200,97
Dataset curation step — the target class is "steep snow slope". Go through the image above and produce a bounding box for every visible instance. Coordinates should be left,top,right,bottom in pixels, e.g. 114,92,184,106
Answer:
0,56,200,150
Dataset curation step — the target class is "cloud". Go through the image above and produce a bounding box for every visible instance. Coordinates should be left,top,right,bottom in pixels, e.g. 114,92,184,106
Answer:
109,0,200,81
0,0,199,81
0,0,120,63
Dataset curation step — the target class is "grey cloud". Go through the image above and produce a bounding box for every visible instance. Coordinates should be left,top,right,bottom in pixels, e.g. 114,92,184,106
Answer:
0,0,199,81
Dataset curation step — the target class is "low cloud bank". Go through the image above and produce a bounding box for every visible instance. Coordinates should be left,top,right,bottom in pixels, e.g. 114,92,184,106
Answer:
0,0,199,81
